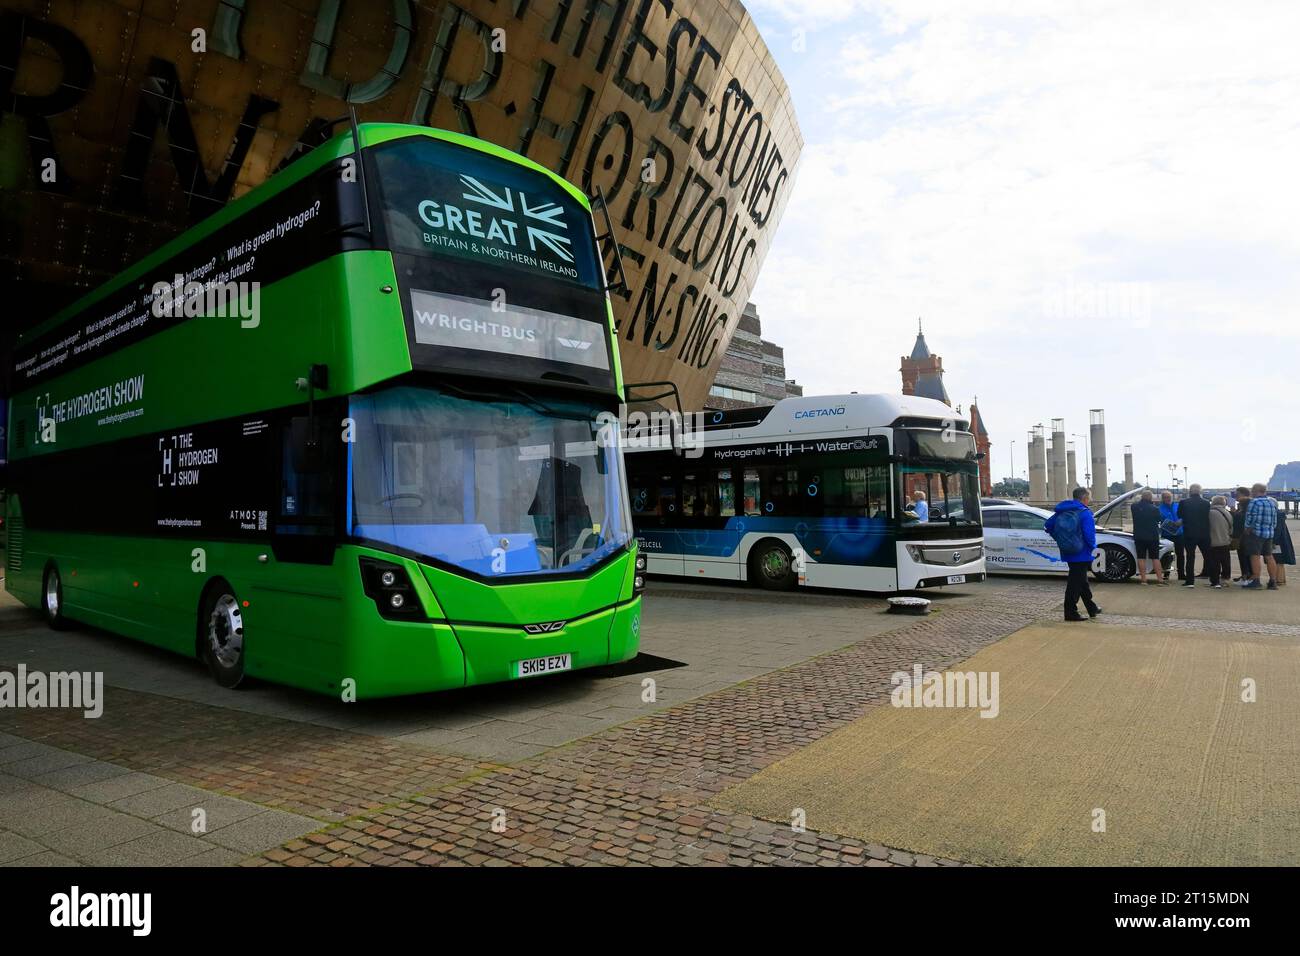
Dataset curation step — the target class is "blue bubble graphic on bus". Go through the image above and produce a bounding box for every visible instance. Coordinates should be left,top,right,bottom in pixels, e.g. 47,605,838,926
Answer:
636,515,890,563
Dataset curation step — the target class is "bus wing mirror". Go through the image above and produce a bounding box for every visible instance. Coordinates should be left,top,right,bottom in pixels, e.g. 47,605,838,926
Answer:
624,380,687,456
591,188,630,296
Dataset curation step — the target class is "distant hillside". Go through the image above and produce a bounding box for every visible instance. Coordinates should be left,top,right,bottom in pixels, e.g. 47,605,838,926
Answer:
1269,461,1300,490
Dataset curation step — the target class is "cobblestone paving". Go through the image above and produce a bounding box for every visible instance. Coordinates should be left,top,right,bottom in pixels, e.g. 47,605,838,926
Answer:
246,583,1056,866
0,688,492,821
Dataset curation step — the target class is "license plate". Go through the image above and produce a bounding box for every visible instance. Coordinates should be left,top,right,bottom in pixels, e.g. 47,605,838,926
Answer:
946,574,966,584
515,654,572,678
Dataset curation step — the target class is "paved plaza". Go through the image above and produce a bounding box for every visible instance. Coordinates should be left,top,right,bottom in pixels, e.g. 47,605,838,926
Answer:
1,567,1297,866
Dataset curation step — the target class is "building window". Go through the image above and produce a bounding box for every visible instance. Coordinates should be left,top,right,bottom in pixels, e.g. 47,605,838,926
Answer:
708,385,759,403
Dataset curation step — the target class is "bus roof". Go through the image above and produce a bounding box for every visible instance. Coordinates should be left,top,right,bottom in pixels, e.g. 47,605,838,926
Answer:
702,392,969,438
19,124,591,347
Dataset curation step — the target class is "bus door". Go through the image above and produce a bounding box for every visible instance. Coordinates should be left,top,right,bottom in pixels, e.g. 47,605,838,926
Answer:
629,468,683,576
679,467,740,579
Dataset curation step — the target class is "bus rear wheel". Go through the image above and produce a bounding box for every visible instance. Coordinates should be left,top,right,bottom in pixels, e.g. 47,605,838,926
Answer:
750,541,796,591
200,581,247,689
42,565,70,630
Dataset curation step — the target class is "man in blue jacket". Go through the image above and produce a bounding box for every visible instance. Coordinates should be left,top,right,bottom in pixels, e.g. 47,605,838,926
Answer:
1044,487,1101,621
1159,490,1185,581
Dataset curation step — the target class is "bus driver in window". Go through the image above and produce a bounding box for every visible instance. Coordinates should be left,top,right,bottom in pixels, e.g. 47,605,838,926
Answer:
904,490,929,522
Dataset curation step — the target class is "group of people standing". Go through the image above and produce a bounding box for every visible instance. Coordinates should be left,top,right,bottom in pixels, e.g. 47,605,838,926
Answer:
1130,483,1294,589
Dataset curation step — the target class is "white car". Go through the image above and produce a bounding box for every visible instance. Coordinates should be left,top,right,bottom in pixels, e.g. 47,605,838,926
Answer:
981,487,1175,581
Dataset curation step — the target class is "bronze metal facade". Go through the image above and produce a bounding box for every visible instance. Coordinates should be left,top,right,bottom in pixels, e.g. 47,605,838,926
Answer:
0,0,801,408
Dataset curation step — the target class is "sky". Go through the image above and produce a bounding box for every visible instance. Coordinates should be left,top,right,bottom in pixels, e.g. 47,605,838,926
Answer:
746,0,1300,488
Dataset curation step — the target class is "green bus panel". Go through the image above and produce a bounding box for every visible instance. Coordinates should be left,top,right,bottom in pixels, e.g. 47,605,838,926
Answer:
6,516,640,699
8,251,408,459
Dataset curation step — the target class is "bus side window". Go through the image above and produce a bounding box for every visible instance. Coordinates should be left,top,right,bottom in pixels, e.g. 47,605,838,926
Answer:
868,466,891,519
800,467,825,518
630,477,655,515
716,470,736,517
657,480,678,516
760,466,799,516
822,467,868,518
742,469,761,516
280,416,335,531
681,474,701,517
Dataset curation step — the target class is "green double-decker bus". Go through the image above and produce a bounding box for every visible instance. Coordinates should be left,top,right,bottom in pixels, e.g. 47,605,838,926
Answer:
4,123,646,698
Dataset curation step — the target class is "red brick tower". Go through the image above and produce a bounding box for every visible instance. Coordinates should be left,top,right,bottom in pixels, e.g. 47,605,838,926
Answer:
969,399,992,496
899,320,949,404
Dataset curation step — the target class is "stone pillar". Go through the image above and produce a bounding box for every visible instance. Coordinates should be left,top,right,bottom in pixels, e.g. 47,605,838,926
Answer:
1049,418,1068,503
1029,425,1048,505
1067,443,1078,491
1090,409,1108,503
1124,445,1134,490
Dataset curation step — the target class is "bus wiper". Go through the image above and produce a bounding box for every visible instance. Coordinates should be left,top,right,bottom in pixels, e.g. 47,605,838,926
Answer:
505,386,563,418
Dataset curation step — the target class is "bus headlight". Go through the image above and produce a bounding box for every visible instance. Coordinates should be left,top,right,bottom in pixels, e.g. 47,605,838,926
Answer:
906,545,926,564
359,557,422,620
634,552,647,594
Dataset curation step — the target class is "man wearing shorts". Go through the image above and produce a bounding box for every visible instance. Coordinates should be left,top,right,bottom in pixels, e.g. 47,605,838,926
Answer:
1130,490,1167,585
1241,483,1279,590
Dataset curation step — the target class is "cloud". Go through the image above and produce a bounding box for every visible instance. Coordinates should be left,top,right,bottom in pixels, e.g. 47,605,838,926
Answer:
748,0,1300,484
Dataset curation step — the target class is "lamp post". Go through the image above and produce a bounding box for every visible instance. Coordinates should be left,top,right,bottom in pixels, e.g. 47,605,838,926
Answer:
1072,432,1091,486
1168,463,1177,492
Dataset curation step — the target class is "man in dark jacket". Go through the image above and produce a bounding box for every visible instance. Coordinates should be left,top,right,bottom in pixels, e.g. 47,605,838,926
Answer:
1177,484,1212,588
1044,487,1100,621
1131,490,1167,585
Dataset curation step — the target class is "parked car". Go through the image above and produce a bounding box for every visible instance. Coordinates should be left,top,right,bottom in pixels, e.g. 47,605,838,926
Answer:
981,487,1174,581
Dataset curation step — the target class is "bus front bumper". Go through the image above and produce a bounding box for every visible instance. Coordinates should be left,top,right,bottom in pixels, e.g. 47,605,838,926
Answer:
912,570,986,589
896,540,986,590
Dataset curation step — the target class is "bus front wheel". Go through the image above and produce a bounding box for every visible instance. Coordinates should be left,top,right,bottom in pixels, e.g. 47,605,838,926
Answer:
750,541,796,591
42,565,70,630
200,580,247,689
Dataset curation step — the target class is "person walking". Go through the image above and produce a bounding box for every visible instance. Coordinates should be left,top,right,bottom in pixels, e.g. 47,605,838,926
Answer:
1045,487,1101,621
1274,510,1294,585
1131,490,1167,585
1232,487,1252,581
1159,490,1185,581
1177,484,1212,588
1208,495,1233,588
1240,483,1280,590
